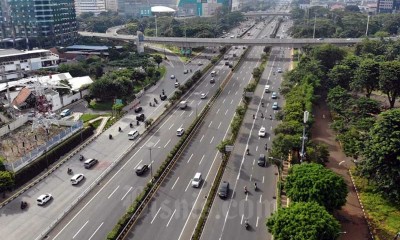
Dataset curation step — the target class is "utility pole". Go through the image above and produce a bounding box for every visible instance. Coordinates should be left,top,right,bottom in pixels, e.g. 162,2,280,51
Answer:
312,15,316,39
155,15,158,37
366,14,370,37
300,111,309,163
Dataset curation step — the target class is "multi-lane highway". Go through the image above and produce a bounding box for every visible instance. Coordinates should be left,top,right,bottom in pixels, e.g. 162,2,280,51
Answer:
200,19,292,240
119,18,278,240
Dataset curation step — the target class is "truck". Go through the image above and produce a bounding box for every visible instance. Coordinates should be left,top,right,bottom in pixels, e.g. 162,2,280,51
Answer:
179,101,187,109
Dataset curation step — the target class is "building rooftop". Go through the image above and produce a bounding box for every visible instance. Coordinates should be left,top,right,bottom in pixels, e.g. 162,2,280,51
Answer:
0,48,51,58
66,45,109,51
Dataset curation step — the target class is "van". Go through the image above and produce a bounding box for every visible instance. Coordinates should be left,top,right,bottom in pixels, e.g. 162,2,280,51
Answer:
211,70,216,77
70,173,85,185
60,109,71,117
265,85,270,93
192,172,203,188
128,130,139,140
84,158,98,169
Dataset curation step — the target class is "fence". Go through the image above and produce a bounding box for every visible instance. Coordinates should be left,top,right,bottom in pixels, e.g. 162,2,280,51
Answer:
4,121,83,172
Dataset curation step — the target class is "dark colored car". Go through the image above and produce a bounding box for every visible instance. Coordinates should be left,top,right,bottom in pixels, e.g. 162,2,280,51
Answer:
160,94,167,101
136,113,145,122
258,154,266,167
134,106,142,113
218,181,229,199
135,164,149,175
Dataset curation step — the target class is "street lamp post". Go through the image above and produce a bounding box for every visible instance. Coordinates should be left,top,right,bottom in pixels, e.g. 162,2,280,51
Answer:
155,15,158,37
312,14,316,39
366,14,370,37
148,147,153,180
300,111,309,163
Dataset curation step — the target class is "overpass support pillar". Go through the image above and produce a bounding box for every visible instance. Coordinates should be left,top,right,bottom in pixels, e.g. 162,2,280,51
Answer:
136,31,145,53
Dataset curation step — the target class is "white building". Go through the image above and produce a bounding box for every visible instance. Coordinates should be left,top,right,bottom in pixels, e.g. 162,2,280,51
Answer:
0,49,59,82
74,0,106,15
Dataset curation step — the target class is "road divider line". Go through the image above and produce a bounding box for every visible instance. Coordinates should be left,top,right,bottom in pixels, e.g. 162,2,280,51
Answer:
235,91,238,95
153,139,160,147
210,136,214,144
262,176,265,184
241,214,244,224
208,121,213,128
185,179,191,192
171,177,180,190
188,111,193,117
166,209,177,227
107,185,120,199
222,99,226,104
250,174,252,182
199,155,205,165
255,145,258,152
72,220,88,239
187,153,194,163
228,90,231,95
200,135,204,142
164,139,171,148
218,122,222,129
168,123,174,130
216,108,220,114
225,109,228,115
151,207,162,224
256,216,259,227
88,222,103,240
259,194,262,203
134,160,143,169
180,111,185,116
230,99,234,105
121,187,132,201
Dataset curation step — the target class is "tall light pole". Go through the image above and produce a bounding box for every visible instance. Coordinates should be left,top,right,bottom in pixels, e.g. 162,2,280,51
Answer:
155,15,158,37
312,14,316,39
300,111,309,163
366,14,370,37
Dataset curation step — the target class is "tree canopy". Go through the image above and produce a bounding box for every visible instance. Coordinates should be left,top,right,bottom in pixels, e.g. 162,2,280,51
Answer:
359,109,400,203
266,202,341,240
285,163,348,211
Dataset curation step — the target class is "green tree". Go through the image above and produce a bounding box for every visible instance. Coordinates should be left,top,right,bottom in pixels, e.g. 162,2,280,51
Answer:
112,103,124,116
153,55,163,68
306,142,330,165
310,44,346,72
328,64,352,90
327,86,353,117
0,171,15,192
252,67,262,79
285,163,348,211
266,202,341,240
58,63,89,77
359,109,400,202
351,58,380,98
379,61,400,108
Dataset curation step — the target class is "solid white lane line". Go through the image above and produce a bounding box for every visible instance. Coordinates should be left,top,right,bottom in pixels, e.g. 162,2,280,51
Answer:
166,209,177,227
88,222,103,240
171,177,180,190
151,207,162,224
121,187,132,201
108,185,120,199
225,109,228,115
208,121,213,128
218,122,222,129
210,136,214,144
216,108,220,114
168,123,175,130
187,153,194,163
200,135,204,142
199,155,205,165
134,160,143,169
164,139,171,148
73,220,88,239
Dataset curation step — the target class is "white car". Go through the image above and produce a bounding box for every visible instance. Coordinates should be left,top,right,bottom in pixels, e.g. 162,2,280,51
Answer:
177,127,185,136
258,127,266,137
271,92,277,99
70,173,85,185
272,102,279,110
174,82,180,88
277,68,282,73
170,75,175,79
37,193,52,206
192,172,203,188
201,93,207,99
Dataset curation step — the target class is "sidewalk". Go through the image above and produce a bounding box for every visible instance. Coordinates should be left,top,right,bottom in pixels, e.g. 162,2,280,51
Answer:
311,100,372,240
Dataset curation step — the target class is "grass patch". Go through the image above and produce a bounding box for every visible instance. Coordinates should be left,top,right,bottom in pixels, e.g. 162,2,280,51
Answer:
90,119,103,129
80,114,100,123
158,65,166,78
89,100,113,111
352,172,400,239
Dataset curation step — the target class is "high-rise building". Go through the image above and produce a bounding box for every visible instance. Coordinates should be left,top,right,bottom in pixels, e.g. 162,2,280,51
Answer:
0,0,77,48
177,0,229,16
377,0,394,13
74,0,106,15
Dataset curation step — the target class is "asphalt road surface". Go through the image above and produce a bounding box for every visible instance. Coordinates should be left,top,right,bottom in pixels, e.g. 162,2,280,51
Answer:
199,20,293,240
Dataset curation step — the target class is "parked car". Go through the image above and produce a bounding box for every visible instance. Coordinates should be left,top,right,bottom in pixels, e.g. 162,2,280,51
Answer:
37,193,52,206
60,109,71,117
135,164,149,175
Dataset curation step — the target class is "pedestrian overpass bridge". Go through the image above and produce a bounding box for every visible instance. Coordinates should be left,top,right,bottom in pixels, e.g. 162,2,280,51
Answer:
79,31,368,48
243,11,291,17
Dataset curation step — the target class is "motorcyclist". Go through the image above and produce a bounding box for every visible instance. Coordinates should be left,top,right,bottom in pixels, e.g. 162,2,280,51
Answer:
261,113,264,118
67,168,72,174
130,123,133,128
79,154,84,161
265,143,268,150
109,134,113,139
253,114,255,119
261,102,264,107
118,127,122,132
254,182,257,190
269,114,272,120
246,148,250,155
244,186,248,193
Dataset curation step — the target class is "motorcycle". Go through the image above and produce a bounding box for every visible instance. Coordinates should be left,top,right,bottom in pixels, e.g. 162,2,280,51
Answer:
261,102,264,107
109,134,113,140
154,98,158,104
20,201,28,210
253,114,255,120
244,186,248,194
130,123,133,128
136,120,140,126
265,144,268,150
67,168,73,175
246,148,250,155
254,183,258,191
118,127,122,132
269,115,272,120
79,155,84,161
244,219,249,230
